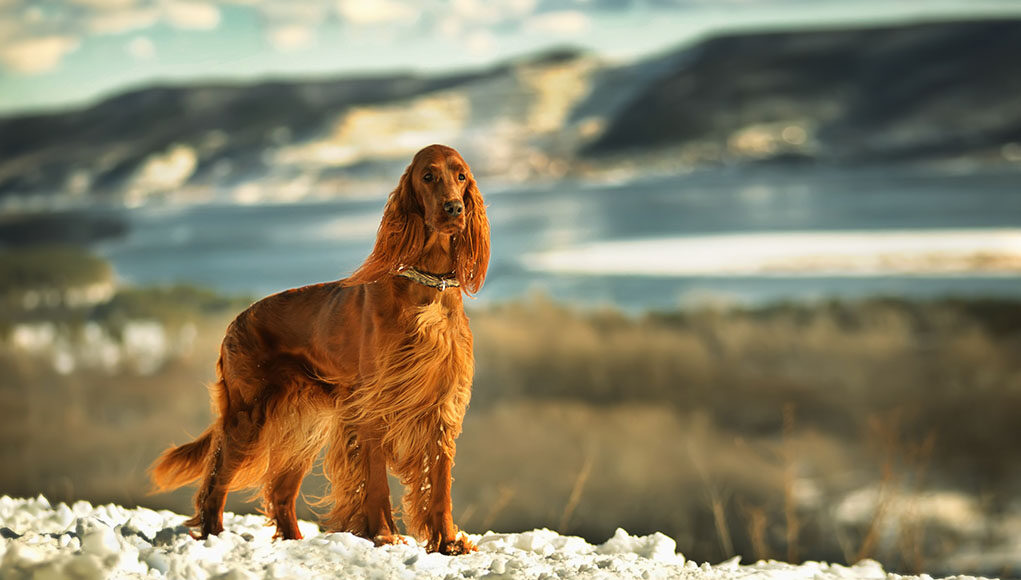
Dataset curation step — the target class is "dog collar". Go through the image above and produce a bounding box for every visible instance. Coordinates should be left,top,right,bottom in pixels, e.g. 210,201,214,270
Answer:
395,268,461,291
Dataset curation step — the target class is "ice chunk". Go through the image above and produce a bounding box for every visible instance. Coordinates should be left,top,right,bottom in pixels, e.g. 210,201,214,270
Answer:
597,528,683,564
78,518,122,557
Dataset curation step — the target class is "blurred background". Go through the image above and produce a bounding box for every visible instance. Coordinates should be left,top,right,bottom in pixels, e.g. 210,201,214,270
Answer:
1,0,1020,577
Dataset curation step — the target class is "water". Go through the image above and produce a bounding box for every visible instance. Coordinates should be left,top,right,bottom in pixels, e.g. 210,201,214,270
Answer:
95,166,1021,311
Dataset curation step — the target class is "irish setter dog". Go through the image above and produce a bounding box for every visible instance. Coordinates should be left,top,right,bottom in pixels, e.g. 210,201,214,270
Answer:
151,144,489,555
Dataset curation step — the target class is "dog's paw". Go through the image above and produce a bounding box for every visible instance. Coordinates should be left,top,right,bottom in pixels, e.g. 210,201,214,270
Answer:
186,515,223,540
373,534,408,547
435,533,477,555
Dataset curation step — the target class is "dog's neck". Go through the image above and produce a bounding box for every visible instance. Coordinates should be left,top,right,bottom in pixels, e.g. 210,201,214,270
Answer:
414,231,456,276
394,231,462,300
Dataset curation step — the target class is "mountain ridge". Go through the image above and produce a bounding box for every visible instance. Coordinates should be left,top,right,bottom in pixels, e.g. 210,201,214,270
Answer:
585,18,1021,164
1,19,1018,206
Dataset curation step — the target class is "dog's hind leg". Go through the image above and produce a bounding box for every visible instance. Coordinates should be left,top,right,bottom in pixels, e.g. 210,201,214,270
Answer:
186,394,266,538
261,397,330,540
264,458,314,540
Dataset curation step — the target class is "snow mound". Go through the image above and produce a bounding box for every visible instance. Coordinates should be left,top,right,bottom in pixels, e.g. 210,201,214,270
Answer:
0,496,990,580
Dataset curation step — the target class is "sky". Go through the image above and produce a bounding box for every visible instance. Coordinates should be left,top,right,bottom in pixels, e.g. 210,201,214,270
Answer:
0,0,1018,115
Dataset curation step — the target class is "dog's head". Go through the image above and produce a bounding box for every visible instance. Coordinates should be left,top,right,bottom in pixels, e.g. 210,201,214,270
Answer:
404,145,475,236
349,145,490,294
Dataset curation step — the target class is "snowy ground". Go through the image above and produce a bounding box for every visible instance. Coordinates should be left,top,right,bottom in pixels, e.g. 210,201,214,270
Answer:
0,496,995,580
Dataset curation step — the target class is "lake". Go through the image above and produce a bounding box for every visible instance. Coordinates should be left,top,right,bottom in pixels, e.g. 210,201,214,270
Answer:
95,165,1021,311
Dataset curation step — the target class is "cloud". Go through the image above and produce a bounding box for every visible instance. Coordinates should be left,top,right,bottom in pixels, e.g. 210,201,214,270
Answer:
126,35,155,59
68,0,139,8
0,18,17,42
465,30,495,55
0,0,219,75
431,0,543,45
0,0,600,75
335,0,417,25
525,10,590,35
445,0,488,23
164,0,221,30
260,1,330,22
267,24,316,52
255,1,332,52
0,35,80,74
442,0,538,26
88,7,160,34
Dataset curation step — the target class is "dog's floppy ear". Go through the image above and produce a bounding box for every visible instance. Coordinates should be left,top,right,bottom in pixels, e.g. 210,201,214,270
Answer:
346,165,426,286
455,173,490,295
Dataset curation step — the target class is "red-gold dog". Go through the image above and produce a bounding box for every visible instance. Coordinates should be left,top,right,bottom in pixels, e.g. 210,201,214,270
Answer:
151,144,489,555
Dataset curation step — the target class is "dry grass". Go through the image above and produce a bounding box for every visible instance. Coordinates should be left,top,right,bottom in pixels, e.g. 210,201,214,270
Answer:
558,444,595,533
471,296,1021,481
1,294,1019,577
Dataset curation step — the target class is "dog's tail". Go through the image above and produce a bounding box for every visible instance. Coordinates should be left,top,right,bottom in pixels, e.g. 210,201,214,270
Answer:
151,354,230,494
150,425,216,493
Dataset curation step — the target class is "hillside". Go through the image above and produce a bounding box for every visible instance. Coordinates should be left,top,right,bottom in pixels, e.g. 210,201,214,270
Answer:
0,67,507,204
0,19,1019,206
585,19,1021,165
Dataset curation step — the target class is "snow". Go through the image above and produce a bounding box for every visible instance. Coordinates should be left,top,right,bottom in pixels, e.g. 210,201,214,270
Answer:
0,496,993,580
526,229,1021,277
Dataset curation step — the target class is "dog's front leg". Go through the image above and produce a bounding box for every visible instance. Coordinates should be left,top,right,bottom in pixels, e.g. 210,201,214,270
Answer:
422,448,475,555
395,432,475,555
323,424,400,543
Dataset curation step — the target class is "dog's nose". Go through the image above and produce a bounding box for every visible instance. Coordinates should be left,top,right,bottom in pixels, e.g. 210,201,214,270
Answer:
443,200,464,217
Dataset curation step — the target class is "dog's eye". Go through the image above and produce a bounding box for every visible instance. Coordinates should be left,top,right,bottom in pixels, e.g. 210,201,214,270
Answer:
458,174,466,182
423,173,433,182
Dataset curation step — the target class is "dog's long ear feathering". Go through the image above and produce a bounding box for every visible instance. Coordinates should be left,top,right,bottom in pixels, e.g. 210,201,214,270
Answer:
455,173,490,295
346,166,426,286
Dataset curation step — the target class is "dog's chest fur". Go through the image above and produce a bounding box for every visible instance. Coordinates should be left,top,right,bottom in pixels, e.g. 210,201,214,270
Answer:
398,301,473,396
347,301,473,433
